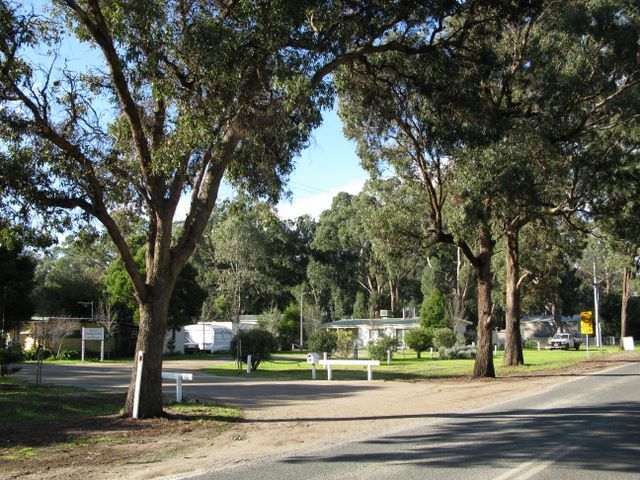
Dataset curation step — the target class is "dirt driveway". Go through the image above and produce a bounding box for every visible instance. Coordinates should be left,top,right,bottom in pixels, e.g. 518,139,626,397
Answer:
3,355,638,480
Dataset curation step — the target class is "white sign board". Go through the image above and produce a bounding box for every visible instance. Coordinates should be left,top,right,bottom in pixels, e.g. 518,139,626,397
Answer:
622,336,635,351
82,327,104,341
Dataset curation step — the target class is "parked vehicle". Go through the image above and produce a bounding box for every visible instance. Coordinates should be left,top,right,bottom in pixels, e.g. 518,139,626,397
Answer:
548,333,581,350
183,323,234,353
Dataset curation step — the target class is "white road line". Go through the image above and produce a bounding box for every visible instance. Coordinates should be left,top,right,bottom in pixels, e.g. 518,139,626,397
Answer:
492,444,580,480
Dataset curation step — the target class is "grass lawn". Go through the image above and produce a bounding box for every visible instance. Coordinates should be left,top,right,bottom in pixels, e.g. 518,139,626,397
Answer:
202,345,630,381
0,378,125,425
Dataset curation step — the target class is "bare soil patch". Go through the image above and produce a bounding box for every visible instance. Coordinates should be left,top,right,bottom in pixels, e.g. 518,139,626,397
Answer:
2,353,638,480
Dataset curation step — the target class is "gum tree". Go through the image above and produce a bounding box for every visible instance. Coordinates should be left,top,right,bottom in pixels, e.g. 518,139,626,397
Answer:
0,0,477,416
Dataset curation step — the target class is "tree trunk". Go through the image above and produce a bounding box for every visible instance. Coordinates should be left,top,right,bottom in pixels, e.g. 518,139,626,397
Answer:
620,266,631,349
504,229,524,366
123,293,172,418
472,228,495,378
551,300,563,333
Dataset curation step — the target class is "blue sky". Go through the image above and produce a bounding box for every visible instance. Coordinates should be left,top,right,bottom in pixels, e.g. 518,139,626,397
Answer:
275,108,367,220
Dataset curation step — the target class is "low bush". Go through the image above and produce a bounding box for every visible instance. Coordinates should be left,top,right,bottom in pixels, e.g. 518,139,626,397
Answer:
56,349,81,360
335,330,355,358
523,340,541,350
438,345,477,360
0,344,23,376
23,348,52,361
432,328,457,349
368,335,400,361
230,328,278,371
307,329,338,356
404,329,432,358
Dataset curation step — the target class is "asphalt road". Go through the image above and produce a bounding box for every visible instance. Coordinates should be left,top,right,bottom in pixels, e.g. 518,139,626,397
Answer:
185,362,640,480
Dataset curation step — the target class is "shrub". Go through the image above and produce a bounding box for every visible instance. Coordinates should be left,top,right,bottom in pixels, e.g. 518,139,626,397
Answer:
56,349,81,360
0,344,23,376
335,330,354,358
23,348,52,360
368,335,400,361
307,329,338,356
230,328,278,371
404,328,432,358
438,345,477,360
523,340,540,350
432,328,457,349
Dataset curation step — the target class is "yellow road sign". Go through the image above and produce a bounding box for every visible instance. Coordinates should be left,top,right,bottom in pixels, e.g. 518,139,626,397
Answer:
580,311,594,335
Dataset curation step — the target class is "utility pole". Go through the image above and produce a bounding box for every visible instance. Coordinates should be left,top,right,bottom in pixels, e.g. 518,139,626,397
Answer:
592,258,602,348
300,292,310,350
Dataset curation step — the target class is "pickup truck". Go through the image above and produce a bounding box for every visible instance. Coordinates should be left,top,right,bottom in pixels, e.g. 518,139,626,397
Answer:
548,333,581,350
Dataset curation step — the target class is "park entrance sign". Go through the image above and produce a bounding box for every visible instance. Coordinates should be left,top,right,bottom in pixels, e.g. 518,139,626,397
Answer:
81,327,105,362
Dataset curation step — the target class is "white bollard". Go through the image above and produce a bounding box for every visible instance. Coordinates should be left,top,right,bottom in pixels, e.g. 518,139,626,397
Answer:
132,350,144,419
246,354,252,374
323,352,327,369
430,347,434,359
387,349,391,365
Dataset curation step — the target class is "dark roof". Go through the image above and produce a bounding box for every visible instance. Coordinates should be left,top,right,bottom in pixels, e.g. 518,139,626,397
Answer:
322,318,419,329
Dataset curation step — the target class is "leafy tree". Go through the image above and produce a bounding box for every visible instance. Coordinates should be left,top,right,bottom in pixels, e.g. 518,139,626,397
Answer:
337,0,640,375
420,290,448,330
230,328,278,371
352,292,367,319
404,328,432,359
367,335,400,361
307,329,338,356
0,237,36,342
2,0,453,417
335,330,354,358
432,328,456,350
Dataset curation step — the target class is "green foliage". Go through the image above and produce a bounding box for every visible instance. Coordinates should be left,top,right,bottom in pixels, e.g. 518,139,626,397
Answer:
420,290,448,329
404,328,432,358
352,291,367,318
23,348,52,360
335,330,355,358
432,328,457,349
56,349,80,361
0,239,36,331
0,344,22,376
368,335,400,361
279,304,299,350
307,329,338,355
230,329,278,371
438,345,476,360
523,340,541,350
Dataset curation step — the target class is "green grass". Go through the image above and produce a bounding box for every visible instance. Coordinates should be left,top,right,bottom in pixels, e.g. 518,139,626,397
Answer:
0,378,124,425
202,345,630,381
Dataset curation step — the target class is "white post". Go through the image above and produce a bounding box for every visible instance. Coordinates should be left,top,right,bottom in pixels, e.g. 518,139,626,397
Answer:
327,363,332,381
81,328,86,362
430,347,434,359
311,364,316,380
494,344,498,354
386,349,391,365
100,338,104,362
367,364,373,381
537,341,541,351
593,258,602,347
323,352,327,369
246,354,252,374
176,376,183,403
132,351,144,419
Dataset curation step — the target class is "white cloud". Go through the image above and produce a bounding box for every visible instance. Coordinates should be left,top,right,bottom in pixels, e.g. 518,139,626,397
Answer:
276,178,366,221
